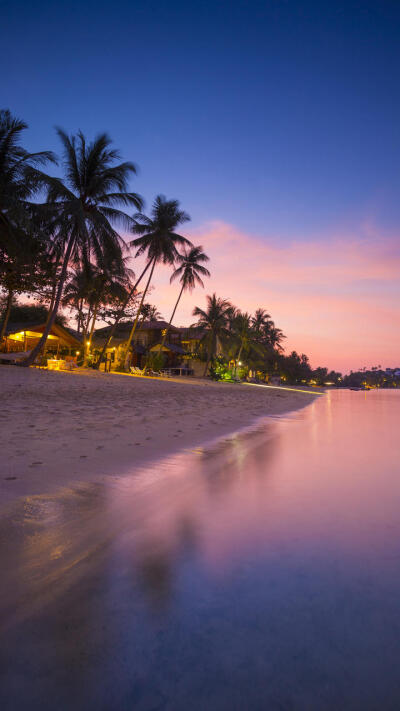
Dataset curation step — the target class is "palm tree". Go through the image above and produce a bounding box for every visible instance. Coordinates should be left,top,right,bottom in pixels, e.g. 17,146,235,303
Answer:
62,263,96,335
158,245,210,353
0,109,55,342
230,311,254,371
192,293,232,376
0,109,55,245
146,304,162,321
122,195,192,369
252,308,272,340
22,129,142,366
266,324,286,351
84,256,133,364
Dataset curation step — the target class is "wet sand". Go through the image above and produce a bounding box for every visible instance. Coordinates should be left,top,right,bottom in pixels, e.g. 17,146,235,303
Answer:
0,365,317,506
1,390,400,710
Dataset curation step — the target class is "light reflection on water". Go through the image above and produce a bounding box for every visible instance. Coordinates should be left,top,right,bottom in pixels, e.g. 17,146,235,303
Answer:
1,390,400,710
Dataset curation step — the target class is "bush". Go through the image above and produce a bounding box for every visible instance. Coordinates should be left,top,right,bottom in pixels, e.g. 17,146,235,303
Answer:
209,356,234,382
145,351,165,372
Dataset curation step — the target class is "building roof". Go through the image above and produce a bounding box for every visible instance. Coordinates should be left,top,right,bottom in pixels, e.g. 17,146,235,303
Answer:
94,320,180,339
4,322,81,347
178,326,206,340
150,342,187,355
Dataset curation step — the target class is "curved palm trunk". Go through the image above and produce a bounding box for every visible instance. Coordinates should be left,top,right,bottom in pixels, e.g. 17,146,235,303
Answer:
21,234,76,367
158,282,185,354
46,253,61,323
124,259,156,370
77,298,84,334
95,259,153,370
0,288,13,346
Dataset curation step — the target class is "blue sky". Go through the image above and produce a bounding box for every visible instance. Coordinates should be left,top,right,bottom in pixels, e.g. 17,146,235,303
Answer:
2,0,400,369
2,0,400,238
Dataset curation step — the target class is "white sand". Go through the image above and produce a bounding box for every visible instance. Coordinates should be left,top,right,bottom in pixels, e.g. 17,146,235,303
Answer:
0,365,317,506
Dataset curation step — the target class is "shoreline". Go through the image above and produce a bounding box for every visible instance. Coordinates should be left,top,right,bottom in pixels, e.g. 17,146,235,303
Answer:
1,365,320,508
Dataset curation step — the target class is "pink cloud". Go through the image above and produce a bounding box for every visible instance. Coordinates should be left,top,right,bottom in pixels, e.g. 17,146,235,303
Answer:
127,221,400,373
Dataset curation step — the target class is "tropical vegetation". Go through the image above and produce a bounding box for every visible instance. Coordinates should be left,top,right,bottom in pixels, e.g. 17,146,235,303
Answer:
1,108,347,385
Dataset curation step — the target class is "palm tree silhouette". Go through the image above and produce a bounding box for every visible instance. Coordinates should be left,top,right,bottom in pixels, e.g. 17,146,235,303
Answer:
158,245,210,354
22,129,142,366
252,308,272,339
0,109,56,340
0,109,55,242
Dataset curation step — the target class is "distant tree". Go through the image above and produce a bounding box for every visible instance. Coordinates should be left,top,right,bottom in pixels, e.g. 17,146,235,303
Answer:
1,300,66,327
192,294,233,376
312,366,328,386
145,304,163,321
252,308,272,341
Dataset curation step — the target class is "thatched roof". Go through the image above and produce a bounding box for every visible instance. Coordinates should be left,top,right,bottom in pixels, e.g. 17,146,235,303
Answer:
4,322,81,347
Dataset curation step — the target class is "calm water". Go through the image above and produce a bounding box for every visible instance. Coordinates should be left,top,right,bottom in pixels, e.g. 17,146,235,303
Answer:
1,390,400,710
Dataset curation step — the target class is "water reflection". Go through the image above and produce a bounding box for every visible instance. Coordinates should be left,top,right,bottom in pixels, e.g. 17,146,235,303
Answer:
1,391,400,710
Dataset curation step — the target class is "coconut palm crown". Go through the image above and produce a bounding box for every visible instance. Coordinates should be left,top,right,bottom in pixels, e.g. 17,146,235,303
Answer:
158,245,210,353
130,194,192,264
22,129,142,366
0,108,56,242
170,245,210,291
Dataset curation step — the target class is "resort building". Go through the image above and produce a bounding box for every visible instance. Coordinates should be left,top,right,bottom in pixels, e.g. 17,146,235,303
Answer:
1,321,82,358
93,320,189,369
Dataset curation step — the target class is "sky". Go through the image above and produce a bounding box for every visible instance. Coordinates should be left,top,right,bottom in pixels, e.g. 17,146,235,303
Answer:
1,0,400,372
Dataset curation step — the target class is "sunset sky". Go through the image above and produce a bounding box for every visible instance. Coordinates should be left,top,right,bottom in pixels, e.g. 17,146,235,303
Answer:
2,0,399,372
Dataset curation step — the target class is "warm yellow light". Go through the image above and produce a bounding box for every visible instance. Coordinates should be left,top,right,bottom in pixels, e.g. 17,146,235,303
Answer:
86,340,90,345
76,351,80,355
238,361,242,366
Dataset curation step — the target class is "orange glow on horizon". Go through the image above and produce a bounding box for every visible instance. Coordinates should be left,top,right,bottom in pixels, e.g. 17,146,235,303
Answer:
123,220,400,374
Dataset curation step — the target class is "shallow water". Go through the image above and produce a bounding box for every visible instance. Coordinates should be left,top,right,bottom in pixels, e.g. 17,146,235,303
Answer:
1,390,400,710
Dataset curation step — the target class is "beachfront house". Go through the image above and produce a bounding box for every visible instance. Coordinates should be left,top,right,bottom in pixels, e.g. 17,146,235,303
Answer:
0,322,82,361
93,320,188,369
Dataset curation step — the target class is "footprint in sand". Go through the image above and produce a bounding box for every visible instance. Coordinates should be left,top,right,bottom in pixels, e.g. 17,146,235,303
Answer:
96,445,104,450
4,477,17,481
29,462,42,467
79,455,87,459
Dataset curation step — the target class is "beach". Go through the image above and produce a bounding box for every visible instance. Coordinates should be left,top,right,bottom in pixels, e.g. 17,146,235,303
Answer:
1,365,317,507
